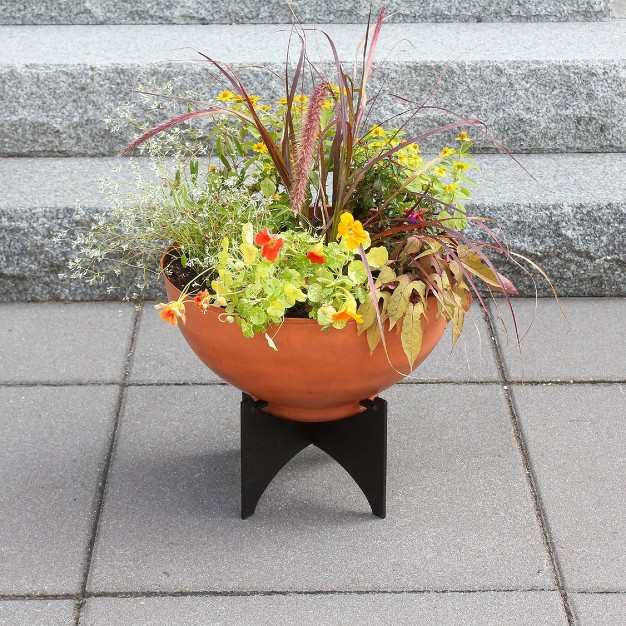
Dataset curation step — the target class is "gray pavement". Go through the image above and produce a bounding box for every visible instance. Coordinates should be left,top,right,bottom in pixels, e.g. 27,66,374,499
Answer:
0,298,624,625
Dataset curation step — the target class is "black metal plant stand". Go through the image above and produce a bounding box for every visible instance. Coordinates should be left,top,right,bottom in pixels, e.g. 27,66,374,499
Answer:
240,393,387,519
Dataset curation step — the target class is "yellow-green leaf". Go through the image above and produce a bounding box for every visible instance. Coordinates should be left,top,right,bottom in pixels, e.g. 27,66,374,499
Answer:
400,302,425,368
388,278,426,330
460,256,501,288
387,274,411,329
356,292,378,335
401,237,421,257
375,265,396,287
240,242,258,265
241,223,254,245
365,246,389,269
366,322,382,354
356,290,390,335
265,333,278,351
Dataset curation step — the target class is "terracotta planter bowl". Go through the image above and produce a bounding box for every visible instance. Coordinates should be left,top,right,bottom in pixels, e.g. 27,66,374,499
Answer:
164,270,447,421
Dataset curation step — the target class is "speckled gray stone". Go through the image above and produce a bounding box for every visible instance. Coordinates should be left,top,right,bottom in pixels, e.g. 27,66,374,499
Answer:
80,592,568,626
1,153,623,301
0,157,163,301
570,593,626,625
0,599,75,626
613,0,626,18
0,302,134,383
0,0,613,24
511,385,626,591
467,154,626,298
488,298,626,382
87,384,550,593
0,386,117,594
0,23,625,156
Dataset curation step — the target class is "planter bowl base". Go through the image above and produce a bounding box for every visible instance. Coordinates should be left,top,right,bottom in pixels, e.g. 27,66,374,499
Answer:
241,394,387,518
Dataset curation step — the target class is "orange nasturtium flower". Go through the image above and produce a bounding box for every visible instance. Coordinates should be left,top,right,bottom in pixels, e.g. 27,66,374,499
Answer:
332,302,364,324
194,289,211,311
254,227,284,262
337,212,368,250
155,300,186,327
306,242,325,264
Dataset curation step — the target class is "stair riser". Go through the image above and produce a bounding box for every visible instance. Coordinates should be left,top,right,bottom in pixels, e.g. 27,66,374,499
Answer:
1,61,625,156
2,201,624,301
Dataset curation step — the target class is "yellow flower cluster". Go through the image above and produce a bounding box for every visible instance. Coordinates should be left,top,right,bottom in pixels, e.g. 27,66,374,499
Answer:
337,212,368,250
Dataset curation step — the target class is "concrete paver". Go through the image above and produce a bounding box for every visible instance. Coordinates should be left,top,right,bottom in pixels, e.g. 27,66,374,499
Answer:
129,305,221,384
489,298,626,382
405,309,499,382
0,599,74,626
80,591,567,626
511,384,626,591
0,303,134,384
1,298,624,626
570,593,626,626
0,386,117,594
87,384,550,593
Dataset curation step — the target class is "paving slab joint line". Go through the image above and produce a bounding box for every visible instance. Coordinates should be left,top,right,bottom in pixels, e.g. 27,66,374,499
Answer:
83,587,557,599
0,594,78,602
72,307,141,626
3,379,625,388
484,311,577,626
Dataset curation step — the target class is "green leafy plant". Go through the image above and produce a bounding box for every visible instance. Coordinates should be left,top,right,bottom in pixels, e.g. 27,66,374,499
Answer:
66,4,553,368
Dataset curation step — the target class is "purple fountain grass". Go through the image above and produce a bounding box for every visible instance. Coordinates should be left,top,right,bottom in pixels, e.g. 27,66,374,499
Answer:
289,83,330,218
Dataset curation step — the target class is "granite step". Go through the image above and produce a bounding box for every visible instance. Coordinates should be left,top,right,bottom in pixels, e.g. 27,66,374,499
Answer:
1,154,623,301
0,0,616,25
0,22,625,156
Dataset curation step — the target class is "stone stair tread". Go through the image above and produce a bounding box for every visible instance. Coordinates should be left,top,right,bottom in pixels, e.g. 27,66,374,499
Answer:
0,0,614,25
0,154,624,300
1,22,625,156
2,22,625,65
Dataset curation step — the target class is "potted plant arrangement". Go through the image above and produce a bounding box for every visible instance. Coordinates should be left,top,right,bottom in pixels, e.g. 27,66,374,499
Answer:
66,6,547,422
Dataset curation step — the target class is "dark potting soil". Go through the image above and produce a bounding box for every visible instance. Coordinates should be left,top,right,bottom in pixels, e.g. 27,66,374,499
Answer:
164,251,311,319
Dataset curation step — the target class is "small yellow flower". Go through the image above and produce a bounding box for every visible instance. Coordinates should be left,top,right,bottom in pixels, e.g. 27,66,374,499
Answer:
248,95,261,104
408,143,420,153
277,97,288,105
444,183,458,192
294,94,309,104
370,140,385,150
263,163,273,171
434,167,446,177
328,82,340,94
440,147,454,157
252,142,268,153
397,153,409,165
454,162,469,171
216,90,236,102
337,212,368,250
271,193,282,200
321,99,335,110
455,131,471,142
208,164,218,171
369,124,385,137
261,104,271,111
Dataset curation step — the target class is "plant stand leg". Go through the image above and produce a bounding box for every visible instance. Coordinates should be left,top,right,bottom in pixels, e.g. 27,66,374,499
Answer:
240,394,387,519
